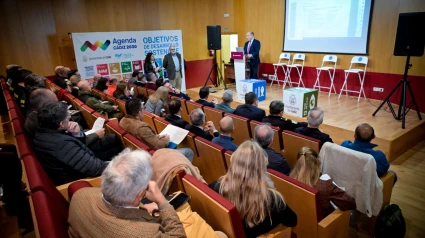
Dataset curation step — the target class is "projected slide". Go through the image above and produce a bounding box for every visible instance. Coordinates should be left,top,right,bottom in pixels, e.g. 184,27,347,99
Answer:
284,0,373,54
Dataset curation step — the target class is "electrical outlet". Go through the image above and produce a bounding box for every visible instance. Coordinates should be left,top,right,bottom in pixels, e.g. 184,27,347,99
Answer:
268,75,275,80
262,74,268,78
373,87,384,92
224,13,230,17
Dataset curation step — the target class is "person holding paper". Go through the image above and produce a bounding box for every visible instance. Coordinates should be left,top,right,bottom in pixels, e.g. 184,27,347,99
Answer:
119,99,194,162
244,32,261,79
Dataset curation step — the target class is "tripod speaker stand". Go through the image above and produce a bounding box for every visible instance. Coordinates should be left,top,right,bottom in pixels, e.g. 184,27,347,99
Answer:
204,49,226,90
372,12,424,129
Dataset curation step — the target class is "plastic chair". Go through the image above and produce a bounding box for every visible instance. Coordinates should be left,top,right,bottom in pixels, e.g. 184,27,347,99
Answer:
285,53,306,88
338,56,368,102
313,55,338,97
271,53,291,87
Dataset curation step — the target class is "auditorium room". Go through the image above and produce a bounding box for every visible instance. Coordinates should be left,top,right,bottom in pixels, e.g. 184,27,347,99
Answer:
1,0,425,237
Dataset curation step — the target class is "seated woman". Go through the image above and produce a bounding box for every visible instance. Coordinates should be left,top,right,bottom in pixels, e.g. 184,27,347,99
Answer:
209,140,297,238
95,77,109,94
113,83,132,102
290,146,356,218
145,86,169,116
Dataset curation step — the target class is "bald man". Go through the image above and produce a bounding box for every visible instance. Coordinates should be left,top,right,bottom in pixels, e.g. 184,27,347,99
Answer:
244,31,261,79
341,123,393,179
212,116,238,152
295,107,333,145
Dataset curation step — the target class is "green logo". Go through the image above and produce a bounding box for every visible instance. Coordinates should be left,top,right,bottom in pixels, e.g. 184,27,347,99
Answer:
121,61,132,73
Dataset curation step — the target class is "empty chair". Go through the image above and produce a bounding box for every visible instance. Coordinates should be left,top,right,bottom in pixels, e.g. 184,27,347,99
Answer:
123,134,150,151
339,56,368,101
285,53,306,88
271,52,291,87
313,55,338,97
203,106,224,129
224,113,250,145
194,137,227,184
281,130,321,168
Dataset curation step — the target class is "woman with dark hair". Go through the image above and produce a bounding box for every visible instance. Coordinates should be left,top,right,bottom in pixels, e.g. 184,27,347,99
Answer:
113,83,132,102
95,77,109,93
144,53,162,79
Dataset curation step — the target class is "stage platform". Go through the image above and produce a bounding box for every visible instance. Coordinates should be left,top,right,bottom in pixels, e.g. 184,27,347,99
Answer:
186,84,425,161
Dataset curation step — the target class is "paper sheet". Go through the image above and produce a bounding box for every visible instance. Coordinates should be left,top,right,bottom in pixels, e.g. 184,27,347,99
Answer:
159,124,189,148
84,117,105,135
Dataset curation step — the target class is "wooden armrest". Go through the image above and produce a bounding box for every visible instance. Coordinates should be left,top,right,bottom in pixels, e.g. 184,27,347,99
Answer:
258,224,291,238
57,177,102,201
318,209,351,238
380,172,395,208
109,118,118,124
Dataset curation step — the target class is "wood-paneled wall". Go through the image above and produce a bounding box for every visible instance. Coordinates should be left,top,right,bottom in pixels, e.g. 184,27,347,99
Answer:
1,0,424,77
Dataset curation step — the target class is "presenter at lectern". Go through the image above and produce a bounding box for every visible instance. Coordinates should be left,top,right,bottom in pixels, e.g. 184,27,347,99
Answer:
244,32,261,79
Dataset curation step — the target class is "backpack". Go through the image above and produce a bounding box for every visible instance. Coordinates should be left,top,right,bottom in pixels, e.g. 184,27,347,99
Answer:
375,204,406,238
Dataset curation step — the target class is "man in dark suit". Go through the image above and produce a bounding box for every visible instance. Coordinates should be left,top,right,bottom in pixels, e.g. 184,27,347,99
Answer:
163,46,183,90
295,107,333,145
263,100,307,132
185,108,219,141
164,98,189,129
234,92,266,122
244,32,261,79
195,86,217,108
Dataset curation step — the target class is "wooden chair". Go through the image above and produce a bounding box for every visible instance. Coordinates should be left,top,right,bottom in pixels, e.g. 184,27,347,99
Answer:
224,150,233,170
105,95,116,105
194,137,227,184
153,116,169,134
116,99,127,116
281,130,321,168
268,169,351,238
178,132,199,159
80,105,96,129
203,106,224,130
170,96,190,123
137,86,148,102
167,170,187,195
104,121,127,146
185,101,203,117
69,98,84,111
92,89,106,101
224,113,251,145
142,111,158,133
249,120,283,152
123,134,150,151
62,94,76,107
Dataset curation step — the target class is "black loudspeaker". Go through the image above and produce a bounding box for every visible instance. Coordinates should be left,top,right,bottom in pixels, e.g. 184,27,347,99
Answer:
393,12,425,56
207,25,221,50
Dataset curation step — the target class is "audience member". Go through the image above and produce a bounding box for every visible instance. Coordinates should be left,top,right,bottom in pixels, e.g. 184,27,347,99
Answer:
95,77,109,93
195,86,217,108
341,123,395,181
107,77,118,96
215,90,235,113
212,116,238,152
290,147,356,218
24,73,46,113
165,98,189,129
69,75,81,98
209,140,297,237
13,69,32,115
128,70,146,86
92,73,101,88
33,102,108,185
163,46,183,90
77,80,122,119
263,100,307,131
163,81,191,100
145,72,158,90
67,69,80,79
144,52,162,79
5,64,22,88
24,88,57,137
119,99,194,161
155,77,164,89
68,149,186,237
295,107,333,144
233,92,266,122
55,66,70,89
145,86,169,116
113,83,132,102
254,124,291,175
185,108,219,141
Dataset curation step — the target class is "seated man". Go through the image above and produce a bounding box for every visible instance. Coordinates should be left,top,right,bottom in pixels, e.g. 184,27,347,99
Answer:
212,116,238,152
214,90,235,113
119,99,194,162
145,72,158,90
295,107,333,145
341,123,395,181
163,81,191,100
263,100,307,131
128,70,146,86
55,66,70,89
195,86,217,108
254,124,291,175
185,108,219,141
77,80,122,119
69,75,81,98
91,73,101,88
165,98,189,129
33,102,108,185
233,92,266,122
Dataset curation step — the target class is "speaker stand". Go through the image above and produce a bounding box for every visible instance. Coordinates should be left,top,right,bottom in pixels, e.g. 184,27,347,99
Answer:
204,49,227,91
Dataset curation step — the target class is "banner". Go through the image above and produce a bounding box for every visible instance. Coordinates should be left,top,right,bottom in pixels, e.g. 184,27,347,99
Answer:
72,30,186,91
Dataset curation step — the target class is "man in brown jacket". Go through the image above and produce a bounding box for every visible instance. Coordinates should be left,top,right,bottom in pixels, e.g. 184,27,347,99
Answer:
119,99,194,162
68,149,187,237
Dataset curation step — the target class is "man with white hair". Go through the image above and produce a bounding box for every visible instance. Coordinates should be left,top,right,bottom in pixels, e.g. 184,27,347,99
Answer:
295,107,333,144
215,90,235,113
185,108,219,141
55,66,71,89
92,73,101,88
68,149,187,237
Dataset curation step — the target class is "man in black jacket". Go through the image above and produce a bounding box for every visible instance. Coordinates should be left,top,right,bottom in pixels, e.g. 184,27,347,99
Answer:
165,98,189,129
55,66,70,89
185,108,219,141
195,86,217,108
263,100,307,132
234,92,266,122
33,102,109,185
295,107,333,145
254,124,291,175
